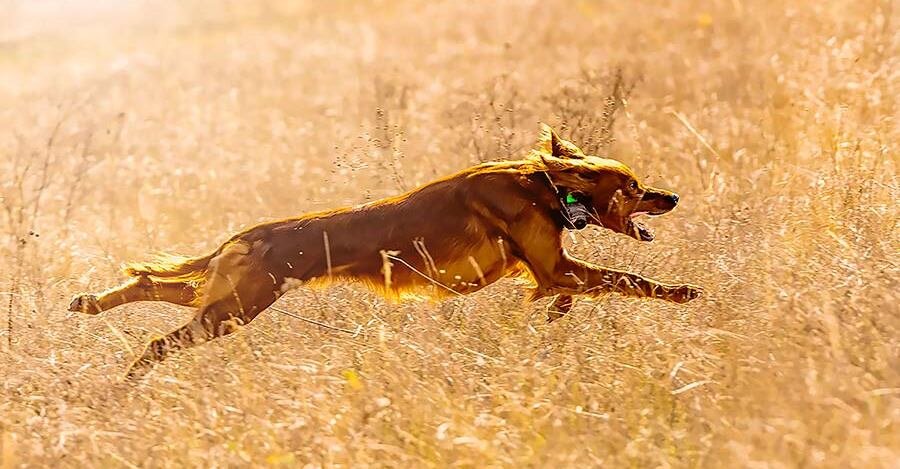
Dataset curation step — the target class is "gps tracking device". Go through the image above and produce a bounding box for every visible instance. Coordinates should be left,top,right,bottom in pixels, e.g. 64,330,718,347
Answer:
561,191,590,230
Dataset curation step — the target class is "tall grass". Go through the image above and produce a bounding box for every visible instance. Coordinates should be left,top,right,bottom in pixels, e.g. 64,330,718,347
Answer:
1,0,897,466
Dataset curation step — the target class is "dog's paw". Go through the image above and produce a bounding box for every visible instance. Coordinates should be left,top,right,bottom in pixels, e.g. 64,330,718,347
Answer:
125,347,155,381
671,284,703,303
124,337,168,380
546,310,565,323
546,295,574,322
69,294,102,314
124,360,152,381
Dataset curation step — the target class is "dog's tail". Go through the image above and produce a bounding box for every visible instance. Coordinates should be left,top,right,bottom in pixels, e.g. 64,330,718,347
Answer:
123,252,215,281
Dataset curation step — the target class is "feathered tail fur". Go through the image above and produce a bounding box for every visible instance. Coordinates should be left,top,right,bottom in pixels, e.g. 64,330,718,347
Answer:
123,252,215,283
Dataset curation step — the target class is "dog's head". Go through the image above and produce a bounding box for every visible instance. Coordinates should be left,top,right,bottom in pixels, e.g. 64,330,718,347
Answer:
532,124,680,242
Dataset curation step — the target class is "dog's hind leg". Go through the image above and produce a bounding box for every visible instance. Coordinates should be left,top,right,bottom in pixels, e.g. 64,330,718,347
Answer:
125,284,278,379
124,242,281,378
69,276,197,315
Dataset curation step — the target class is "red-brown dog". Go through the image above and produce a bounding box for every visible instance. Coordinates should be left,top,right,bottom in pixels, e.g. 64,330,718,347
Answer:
70,124,701,377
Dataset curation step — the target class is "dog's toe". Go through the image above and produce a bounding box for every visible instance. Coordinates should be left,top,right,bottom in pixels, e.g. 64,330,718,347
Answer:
675,285,703,303
124,361,150,380
69,294,101,314
125,350,159,381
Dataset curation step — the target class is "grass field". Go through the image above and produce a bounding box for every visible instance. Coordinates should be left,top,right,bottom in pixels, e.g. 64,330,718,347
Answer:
1,0,897,467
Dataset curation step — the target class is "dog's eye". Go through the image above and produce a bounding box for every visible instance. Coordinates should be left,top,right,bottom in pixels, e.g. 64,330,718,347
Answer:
628,181,638,191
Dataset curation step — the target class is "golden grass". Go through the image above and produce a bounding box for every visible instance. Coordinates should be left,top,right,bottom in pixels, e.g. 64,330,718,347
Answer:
1,0,897,466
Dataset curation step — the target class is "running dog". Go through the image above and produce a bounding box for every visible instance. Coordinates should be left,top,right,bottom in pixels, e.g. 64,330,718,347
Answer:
70,124,702,378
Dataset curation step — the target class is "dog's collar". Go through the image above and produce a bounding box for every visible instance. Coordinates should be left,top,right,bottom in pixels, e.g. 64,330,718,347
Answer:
540,172,591,230
539,171,605,230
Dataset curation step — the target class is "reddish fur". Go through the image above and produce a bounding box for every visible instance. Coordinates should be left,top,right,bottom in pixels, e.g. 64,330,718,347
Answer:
70,125,701,378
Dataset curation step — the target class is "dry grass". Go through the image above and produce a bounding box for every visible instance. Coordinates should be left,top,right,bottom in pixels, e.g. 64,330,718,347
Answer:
1,0,898,467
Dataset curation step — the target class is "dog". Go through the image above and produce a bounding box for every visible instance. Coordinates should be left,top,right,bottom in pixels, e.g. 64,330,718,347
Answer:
70,124,702,378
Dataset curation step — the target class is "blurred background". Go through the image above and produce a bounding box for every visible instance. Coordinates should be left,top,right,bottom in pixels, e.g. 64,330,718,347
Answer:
0,0,897,466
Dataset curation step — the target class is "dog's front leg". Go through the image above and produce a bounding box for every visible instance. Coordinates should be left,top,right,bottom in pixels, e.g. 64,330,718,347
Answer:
506,217,700,310
546,256,702,303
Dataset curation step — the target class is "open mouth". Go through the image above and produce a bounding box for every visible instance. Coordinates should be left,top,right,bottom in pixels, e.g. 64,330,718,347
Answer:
627,211,662,241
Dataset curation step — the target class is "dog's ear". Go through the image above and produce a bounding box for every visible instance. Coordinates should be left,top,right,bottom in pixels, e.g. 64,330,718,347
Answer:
536,123,585,159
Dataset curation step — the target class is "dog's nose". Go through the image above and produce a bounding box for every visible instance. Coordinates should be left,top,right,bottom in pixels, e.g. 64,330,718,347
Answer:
669,193,679,205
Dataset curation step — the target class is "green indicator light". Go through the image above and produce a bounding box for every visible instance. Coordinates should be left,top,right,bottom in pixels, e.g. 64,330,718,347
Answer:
565,193,578,204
